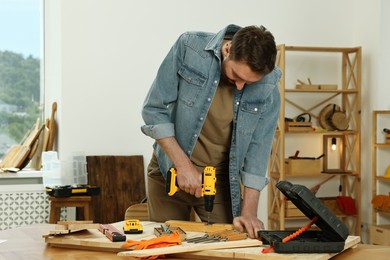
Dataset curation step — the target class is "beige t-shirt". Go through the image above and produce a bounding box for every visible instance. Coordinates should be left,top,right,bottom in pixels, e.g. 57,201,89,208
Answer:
191,82,235,174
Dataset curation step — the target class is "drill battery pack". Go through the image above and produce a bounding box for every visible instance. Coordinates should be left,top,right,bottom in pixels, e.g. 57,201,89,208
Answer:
258,181,349,253
46,184,100,197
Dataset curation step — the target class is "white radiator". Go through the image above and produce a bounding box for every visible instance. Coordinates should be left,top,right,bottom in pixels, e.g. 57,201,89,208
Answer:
0,174,69,230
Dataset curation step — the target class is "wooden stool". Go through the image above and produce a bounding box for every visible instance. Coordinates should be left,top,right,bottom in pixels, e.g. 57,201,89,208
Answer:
48,196,93,224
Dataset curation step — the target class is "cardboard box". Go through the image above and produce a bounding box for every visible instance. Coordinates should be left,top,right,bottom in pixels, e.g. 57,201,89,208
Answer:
386,133,390,144
284,158,322,176
285,122,313,132
370,225,390,245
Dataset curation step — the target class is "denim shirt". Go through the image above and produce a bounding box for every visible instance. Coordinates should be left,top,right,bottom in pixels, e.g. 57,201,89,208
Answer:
141,24,281,217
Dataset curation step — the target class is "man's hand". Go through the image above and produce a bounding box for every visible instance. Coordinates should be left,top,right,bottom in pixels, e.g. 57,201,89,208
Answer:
233,215,264,238
176,164,203,198
234,186,264,238
156,136,202,197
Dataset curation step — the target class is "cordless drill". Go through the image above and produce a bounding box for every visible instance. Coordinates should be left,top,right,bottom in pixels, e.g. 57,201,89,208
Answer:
166,166,217,223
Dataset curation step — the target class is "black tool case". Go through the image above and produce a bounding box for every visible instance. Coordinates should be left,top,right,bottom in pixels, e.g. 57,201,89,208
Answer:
45,184,100,197
258,180,349,253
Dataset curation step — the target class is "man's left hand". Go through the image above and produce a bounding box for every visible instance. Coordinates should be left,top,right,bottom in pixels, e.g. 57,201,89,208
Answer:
233,215,264,239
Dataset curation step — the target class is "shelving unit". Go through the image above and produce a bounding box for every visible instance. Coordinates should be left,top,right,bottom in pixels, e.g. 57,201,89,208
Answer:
268,45,361,235
371,110,390,244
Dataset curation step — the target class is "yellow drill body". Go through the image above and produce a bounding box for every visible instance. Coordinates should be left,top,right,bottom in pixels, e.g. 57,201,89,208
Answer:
166,166,217,213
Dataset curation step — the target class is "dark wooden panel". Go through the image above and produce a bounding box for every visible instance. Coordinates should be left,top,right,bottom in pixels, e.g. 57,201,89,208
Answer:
84,155,145,224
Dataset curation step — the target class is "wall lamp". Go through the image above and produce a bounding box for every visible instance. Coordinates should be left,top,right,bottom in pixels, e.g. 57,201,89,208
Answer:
323,135,346,173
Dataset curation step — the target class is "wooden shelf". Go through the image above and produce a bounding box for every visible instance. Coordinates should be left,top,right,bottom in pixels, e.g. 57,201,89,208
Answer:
285,89,359,94
372,111,390,239
268,45,361,236
375,176,390,182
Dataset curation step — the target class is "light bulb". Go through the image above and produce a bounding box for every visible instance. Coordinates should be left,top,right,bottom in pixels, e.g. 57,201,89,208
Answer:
331,137,337,151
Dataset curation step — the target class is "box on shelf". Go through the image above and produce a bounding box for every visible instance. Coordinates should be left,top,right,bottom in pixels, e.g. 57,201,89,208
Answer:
285,122,313,132
284,158,322,175
370,225,390,245
386,133,390,144
295,84,338,90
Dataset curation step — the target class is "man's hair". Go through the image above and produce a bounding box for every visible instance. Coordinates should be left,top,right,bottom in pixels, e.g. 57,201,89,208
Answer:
230,25,277,75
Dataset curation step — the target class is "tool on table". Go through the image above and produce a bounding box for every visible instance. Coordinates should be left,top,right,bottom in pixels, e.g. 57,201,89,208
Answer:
185,229,247,243
166,166,217,224
154,224,186,240
98,224,126,242
123,219,143,234
122,230,182,252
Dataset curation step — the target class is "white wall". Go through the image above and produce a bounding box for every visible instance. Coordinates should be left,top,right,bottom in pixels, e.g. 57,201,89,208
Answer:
44,0,387,233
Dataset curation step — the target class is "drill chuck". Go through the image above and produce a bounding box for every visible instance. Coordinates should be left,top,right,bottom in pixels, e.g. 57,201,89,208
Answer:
204,195,215,212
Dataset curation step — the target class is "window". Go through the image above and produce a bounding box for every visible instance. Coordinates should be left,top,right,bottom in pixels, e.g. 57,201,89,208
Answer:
0,0,42,159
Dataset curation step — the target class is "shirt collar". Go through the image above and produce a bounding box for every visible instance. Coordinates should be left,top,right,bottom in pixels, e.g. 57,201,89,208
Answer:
205,24,242,60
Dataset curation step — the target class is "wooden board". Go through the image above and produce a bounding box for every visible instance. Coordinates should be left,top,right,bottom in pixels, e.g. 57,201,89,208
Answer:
45,221,360,259
174,236,360,260
118,236,360,259
84,155,146,223
117,239,263,257
165,220,234,233
45,221,158,252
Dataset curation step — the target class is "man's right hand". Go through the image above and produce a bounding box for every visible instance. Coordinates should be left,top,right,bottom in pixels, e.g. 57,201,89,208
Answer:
175,164,203,197
157,136,202,198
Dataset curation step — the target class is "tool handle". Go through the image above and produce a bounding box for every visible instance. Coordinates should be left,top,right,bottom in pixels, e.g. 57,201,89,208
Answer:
166,168,180,196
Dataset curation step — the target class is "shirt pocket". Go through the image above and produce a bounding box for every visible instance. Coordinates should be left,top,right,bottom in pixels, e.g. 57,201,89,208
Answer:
177,64,207,107
238,101,267,136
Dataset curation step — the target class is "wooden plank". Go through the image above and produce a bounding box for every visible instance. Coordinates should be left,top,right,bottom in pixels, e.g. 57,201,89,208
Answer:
165,220,233,232
45,221,158,252
156,236,361,260
117,239,263,257
85,155,145,223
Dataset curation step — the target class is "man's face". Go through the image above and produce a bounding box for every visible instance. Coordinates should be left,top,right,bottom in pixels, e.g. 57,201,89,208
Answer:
220,41,263,90
221,58,263,90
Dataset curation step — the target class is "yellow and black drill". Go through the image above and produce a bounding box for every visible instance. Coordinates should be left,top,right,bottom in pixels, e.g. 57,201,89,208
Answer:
166,166,217,224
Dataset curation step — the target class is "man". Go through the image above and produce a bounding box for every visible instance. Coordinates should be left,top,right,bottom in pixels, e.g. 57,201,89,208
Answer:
141,24,281,238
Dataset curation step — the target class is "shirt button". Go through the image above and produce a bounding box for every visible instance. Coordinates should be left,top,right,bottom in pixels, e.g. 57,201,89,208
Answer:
194,134,197,137
200,117,204,121
236,102,240,105
207,97,211,102
214,80,218,84
254,108,258,112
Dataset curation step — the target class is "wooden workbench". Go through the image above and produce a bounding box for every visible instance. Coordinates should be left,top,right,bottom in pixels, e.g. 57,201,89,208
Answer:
0,221,384,259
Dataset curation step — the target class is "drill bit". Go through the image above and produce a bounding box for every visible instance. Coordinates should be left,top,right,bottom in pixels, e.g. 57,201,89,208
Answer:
207,212,211,225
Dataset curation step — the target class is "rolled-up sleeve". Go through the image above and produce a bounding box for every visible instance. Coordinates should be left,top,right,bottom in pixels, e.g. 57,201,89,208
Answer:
141,123,175,140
